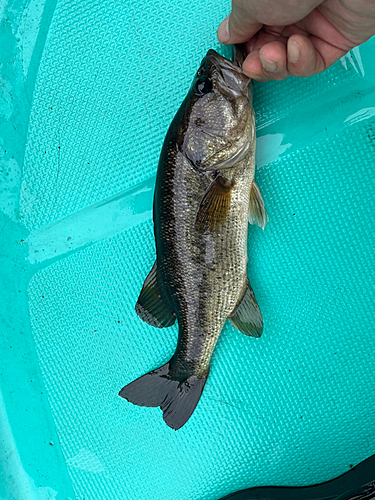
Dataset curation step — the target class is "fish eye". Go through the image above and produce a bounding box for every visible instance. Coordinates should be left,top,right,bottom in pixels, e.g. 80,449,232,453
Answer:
194,77,212,96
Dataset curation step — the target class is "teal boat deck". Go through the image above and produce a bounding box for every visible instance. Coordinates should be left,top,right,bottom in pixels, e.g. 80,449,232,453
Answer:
1,0,375,498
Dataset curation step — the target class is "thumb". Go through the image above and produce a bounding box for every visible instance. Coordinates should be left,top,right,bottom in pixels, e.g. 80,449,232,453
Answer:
217,10,262,45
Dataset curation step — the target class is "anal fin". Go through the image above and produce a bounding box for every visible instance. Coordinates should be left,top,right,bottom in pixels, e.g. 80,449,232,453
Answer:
249,181,268,229
195,175,234,233
135,261,176,328
229,279,263,338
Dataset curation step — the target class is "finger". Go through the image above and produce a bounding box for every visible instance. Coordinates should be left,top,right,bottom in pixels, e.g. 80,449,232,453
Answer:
245,34,259,54
243,32,290,81
229,0,323,29
251,30,286,51
242,31,282,80
318,2,375,45
310,34,349,68
217,0,325,46
242,51,271,81
262,25,287,37
295,9,354,52
276,24,310,38
287,34,323,76
259,41,290,80
217,12,262,45
286,33,347,77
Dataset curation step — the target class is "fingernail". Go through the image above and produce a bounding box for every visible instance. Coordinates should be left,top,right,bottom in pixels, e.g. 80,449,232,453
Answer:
217,16,230,44
259,54,277,72
288,40,300,63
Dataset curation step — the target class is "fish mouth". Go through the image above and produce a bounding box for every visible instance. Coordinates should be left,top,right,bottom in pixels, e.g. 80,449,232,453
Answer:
205,49,250,97
206,49,243,74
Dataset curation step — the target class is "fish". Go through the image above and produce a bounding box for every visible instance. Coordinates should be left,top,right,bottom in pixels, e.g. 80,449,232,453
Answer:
218,453,375,500
118,45,268,430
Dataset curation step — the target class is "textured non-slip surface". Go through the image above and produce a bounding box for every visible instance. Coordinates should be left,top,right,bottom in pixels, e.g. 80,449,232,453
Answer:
1,0,375,499
18,0,232,231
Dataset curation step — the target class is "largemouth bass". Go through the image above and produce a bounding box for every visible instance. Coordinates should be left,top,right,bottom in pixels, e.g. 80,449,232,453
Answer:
119,46,268,430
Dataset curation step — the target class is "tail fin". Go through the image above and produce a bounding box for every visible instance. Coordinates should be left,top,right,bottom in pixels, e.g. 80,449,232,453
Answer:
118,362,208,430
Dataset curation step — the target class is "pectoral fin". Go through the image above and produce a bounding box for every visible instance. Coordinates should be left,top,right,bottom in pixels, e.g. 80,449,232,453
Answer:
229,279,263,338
195,175,234,232
249,181,268,229
135,261,176,328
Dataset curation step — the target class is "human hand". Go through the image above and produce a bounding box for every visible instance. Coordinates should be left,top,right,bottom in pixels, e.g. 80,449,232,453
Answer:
217,0,375,81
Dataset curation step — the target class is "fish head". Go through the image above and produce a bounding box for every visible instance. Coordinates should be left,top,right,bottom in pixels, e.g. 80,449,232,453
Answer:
181,49,255,170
